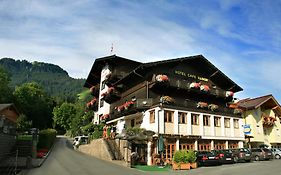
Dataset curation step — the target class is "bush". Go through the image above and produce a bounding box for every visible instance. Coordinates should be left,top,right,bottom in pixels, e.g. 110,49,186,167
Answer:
37,129,57,149
173,150,188,163
187,150,197,163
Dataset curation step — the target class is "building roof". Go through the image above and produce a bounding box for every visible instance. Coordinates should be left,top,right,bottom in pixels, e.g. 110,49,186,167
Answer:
114,55,243,92
0,103,17,112
0,103,20,122
238,94,281,116
84,55,142,88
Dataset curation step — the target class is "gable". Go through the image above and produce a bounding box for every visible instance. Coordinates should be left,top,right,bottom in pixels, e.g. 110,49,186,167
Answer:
115,55,242,93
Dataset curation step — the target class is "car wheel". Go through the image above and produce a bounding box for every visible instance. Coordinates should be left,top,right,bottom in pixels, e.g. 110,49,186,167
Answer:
255,156,260,161
275,154,280,159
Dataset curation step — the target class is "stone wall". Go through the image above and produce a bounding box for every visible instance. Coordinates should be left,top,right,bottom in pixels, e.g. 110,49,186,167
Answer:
78,138,132,166
78,138,112,161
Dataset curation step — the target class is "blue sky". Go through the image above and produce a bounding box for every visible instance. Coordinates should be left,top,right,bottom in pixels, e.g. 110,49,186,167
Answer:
0,0,281,102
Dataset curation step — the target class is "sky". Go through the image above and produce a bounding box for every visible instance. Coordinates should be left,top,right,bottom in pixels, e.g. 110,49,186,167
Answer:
0,0,281,102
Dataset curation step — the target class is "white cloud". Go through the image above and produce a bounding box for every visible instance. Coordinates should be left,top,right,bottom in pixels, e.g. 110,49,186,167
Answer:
0,0,281,102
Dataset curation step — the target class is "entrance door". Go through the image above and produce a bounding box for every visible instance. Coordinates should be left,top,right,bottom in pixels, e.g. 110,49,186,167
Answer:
164,143,175,163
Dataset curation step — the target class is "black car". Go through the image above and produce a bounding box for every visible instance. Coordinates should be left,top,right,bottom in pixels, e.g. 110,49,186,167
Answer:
196,151,221,166
211,149,235,164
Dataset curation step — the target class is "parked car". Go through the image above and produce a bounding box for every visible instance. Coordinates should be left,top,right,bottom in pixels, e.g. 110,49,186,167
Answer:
196,151,221,166
270,148,281,159
251,148,273,161
73,135,88,148
230,148,252,162
211,149,235,164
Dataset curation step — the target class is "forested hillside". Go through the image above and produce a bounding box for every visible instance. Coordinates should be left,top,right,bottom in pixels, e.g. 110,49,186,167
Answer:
0,58,85,103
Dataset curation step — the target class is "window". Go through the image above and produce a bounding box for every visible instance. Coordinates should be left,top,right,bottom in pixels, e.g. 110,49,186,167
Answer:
225,118,230,128
203,115,210,126
234,119,239,128
191,113,199,125
101,80,106,90
150,111,155,123
100,99,104,107
180,144,194,150
178,112,187,124
164,110,174,123
214,116,221,127
131,119,135,127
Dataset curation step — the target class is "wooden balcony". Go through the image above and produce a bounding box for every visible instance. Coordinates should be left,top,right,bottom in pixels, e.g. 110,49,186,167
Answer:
103,93,121,104
262,115,276,128
150,76,233,101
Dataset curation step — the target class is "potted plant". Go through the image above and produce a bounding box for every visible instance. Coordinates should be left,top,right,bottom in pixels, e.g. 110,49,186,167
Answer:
172,150,190,170
187,150,197,169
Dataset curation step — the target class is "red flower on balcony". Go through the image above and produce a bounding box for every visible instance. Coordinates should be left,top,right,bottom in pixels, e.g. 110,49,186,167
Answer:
123,101,135,110
115,101,136,112
226,91,234,97
86,98,97,108
100,114,109,120
156,74,169,82
197,102,208,108
200,85,210,92
115,105,125,112
190,82,201,89
107,87,115,94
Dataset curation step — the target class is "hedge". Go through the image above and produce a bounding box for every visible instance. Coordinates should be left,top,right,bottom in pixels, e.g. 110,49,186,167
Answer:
37,129,57,149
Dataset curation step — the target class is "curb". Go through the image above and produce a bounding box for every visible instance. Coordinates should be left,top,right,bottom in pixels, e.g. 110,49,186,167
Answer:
33,137,57,168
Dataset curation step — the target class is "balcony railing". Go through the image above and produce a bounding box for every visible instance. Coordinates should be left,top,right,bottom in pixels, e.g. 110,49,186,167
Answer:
150,75,233,101
262,115,276,127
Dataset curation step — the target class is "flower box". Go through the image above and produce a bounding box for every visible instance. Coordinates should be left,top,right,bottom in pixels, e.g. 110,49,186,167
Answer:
189,82,200,89
160,96,175,104
197,102,208,108
172,162,190,170
208,104,218,111
234,108,243,114
226,91,234,97
156,74,169,82
190,162,198,169
200,85,210,92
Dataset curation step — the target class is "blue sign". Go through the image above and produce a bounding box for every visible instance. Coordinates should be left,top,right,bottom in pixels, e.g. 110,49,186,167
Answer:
243,124,251,135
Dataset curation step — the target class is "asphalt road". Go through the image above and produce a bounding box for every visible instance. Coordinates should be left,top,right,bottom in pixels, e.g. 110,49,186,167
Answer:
25,136,143,175
24,136,281,175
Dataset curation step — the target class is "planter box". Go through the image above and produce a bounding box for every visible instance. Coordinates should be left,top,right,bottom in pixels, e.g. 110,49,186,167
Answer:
172,162,190,170
190,162,198,169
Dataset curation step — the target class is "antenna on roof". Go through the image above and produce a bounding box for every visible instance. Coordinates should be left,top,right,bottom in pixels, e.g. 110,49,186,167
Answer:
110,43,114,55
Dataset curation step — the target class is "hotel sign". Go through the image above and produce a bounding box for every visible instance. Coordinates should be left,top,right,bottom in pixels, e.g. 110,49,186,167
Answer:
243,124,251,135
174,70,208,82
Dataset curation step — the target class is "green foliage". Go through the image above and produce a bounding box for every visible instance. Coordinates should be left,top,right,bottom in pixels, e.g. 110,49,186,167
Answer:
16,114,32,132
92,125,103,139
81,122,95,134
187,150,197,163
126,127,145,136
173,150,189,163
0,66,13,103
0,58,85,104
37,129,57,149
13,82,54,129
53,102,76,131
17,135,32,141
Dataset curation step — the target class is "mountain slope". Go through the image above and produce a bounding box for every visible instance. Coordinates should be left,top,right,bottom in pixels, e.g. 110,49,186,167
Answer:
0,58,85,103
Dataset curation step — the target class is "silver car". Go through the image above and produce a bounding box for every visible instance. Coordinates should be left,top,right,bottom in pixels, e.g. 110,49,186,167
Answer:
270,148,281,159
